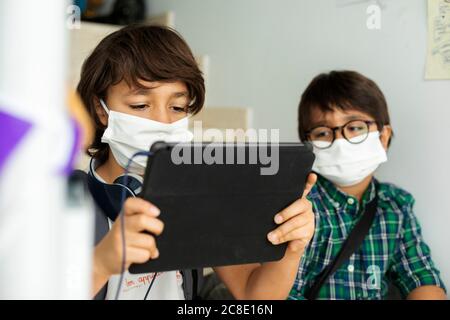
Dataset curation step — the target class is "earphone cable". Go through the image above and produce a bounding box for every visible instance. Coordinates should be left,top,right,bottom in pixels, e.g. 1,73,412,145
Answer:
143,272,157,300
114,151,153,300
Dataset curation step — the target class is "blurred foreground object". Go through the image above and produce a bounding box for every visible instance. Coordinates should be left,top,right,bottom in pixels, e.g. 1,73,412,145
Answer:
0,0,93,299
82,0,146,25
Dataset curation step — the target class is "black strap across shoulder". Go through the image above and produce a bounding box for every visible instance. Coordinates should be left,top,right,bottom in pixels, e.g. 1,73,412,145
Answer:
305,191,378,300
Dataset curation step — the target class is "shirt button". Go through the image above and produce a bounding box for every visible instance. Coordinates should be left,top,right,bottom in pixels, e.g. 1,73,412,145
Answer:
347,198,355,205
347,265,355,272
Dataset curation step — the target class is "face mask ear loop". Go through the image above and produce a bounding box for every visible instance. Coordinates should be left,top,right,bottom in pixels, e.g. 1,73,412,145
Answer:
185,97,196,120
99,99,110,115
188,96,196,107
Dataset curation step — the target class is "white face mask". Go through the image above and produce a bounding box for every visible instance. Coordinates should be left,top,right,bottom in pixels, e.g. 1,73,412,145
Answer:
312,131,387,187
100,99,193,175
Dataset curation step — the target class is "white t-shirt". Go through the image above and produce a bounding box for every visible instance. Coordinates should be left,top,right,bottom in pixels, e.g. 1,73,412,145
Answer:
89,159,185,300
104,218,185,300
106,271,184,300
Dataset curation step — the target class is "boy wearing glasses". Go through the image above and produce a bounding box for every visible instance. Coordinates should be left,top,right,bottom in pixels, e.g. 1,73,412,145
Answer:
289,70,446,300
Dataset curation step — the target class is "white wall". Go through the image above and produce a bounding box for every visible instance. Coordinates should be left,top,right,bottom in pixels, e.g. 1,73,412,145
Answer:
147,0,450,295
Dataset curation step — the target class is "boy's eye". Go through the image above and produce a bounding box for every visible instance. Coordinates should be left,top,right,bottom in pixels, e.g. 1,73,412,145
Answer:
311,129,332,140
130,104,149,110
348,125,364,132
171,106,187,113
345,121,369,134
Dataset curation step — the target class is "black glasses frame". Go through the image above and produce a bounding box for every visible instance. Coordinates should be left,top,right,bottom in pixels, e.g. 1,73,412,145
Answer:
306,120,377,149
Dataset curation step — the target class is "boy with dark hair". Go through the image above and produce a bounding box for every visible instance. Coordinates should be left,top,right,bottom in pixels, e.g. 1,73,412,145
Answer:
290,70,446,300
78,24,317,300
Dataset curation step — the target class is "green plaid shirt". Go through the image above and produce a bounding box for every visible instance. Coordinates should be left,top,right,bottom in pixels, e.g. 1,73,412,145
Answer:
289,175,446,300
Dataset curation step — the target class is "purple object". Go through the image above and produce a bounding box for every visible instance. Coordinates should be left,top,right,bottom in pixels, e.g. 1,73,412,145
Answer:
61,118,81,175
0,109,32,173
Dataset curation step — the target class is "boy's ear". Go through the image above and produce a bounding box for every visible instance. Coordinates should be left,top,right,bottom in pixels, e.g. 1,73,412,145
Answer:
94,97,108,127
379,125,392,150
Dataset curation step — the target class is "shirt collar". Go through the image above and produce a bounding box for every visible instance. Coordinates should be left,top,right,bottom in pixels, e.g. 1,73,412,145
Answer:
89,157,107,183
315,174,378,215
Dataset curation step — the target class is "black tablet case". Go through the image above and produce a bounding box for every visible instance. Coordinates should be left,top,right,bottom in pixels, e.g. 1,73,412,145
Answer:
129,142,315,274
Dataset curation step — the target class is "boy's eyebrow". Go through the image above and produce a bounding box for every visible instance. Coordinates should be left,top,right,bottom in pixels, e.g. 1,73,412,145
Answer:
343,114,373,121
310,120,328,128
343,115,361,121
171,91,189,98
125,89,189,98
309,114,371,129
126,88,151,96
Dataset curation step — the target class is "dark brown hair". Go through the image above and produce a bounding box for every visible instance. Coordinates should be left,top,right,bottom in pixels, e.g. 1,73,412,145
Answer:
77,24,205,164
298,70,392,142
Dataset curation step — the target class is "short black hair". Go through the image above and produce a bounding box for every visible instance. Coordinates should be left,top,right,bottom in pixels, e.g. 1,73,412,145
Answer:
298,70,392,142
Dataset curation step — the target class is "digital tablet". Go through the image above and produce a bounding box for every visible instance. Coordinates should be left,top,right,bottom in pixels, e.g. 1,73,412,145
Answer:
129,142,315,274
